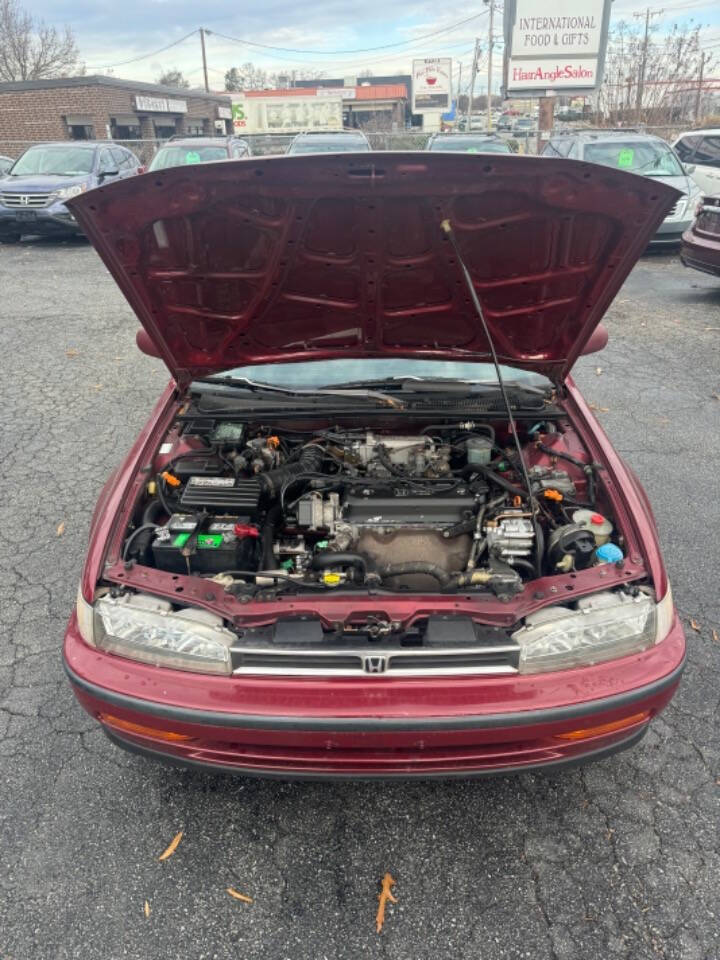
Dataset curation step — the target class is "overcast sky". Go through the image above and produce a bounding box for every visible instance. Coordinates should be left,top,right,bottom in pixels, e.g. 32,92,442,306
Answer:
26,0,720,94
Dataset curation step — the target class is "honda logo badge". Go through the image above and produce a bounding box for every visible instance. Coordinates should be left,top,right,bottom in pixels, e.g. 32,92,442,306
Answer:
363,655,387,674
20,195,30,205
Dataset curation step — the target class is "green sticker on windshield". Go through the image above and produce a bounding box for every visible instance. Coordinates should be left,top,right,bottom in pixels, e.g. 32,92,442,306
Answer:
617,148,634,168
185,151,201,164
466,147,479,154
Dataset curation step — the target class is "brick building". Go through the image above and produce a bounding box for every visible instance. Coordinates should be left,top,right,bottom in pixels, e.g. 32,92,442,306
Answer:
0,75,233,148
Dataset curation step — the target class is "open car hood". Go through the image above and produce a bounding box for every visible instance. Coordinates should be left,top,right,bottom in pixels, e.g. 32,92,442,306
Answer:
69,153,678,385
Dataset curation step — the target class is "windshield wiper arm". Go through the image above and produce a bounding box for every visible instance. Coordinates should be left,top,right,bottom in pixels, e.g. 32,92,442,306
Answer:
191,376,404,408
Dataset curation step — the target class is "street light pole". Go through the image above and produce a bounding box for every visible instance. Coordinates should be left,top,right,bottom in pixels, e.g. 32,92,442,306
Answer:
486,0,494,131
200,28,209,93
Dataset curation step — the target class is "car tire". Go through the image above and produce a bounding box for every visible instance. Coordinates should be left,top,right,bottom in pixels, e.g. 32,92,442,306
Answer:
0,231,21,243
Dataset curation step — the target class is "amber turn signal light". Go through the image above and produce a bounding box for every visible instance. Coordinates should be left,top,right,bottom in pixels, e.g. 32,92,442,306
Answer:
98,713,192,742
556,711,650,741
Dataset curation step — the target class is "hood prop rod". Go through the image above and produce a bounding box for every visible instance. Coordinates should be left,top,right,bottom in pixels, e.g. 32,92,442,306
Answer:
440,219,542,579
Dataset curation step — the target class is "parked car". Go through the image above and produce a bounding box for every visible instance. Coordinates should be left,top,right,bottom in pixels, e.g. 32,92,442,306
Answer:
496,114,514,132
541,131,700,245
512,117,537,136
425,133,511,154
64,153,685,779
0,141,142,242
671,129,720,197
148,135,252,172
680,194,720,277
286,130,371,154
0,155,13,177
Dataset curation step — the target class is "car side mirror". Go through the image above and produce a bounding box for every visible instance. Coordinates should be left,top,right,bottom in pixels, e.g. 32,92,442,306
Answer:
136,329,161,358
684,163,696,175
99,169,119,180
581,323,608,356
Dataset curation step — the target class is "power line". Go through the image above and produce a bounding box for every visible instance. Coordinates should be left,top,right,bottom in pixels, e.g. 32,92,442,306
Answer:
207,12,487,56
86,29,199,70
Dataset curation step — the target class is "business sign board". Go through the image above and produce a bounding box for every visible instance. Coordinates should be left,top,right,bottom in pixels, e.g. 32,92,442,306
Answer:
232,96,343,134
412,58,452,113
503,0,611,97
133,95,188,113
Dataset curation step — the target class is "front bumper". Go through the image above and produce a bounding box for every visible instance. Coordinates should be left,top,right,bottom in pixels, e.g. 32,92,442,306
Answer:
63,612,686,778
0,203,83,235
680,230,720,277
650,213,694,246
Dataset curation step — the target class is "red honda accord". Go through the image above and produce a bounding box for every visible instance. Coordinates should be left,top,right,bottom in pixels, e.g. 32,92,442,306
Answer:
64,153,685,778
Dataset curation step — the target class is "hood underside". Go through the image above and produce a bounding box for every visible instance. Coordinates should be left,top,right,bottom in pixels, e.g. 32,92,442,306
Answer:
69,153,678,384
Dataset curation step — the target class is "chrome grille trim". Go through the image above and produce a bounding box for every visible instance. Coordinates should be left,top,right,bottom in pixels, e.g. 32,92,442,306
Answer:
230,644,519,677
0,192,53,208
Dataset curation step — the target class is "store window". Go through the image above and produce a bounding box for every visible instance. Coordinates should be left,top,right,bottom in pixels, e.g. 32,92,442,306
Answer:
68,124,94,140
111,119,142,140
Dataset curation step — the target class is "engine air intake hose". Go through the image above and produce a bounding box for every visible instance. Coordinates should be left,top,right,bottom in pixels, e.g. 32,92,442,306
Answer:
257,445,324,497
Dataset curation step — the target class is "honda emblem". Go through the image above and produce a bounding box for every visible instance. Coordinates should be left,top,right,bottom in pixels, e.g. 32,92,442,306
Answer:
20,195,29,205
363,655,387,674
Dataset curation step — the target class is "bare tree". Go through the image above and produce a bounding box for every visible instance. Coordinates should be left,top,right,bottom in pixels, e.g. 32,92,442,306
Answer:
596,20,712,125
224,63,270,92
157,69,190,89
0,0,82,82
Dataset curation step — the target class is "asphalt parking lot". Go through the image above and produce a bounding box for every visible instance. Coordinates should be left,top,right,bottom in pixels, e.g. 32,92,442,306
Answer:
0,235,718,960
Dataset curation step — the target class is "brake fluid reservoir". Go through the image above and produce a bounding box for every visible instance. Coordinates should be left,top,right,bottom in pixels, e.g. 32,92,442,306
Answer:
572,509,613,546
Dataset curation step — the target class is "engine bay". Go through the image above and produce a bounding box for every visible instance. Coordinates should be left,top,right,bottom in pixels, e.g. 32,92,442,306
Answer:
120,406,626,600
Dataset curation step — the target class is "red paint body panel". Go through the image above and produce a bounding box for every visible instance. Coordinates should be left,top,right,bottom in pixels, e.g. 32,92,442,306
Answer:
67,154,678,385
64,613,684,775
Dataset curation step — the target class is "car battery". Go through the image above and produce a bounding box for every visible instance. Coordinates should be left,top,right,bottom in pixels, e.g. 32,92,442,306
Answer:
151,514,259,574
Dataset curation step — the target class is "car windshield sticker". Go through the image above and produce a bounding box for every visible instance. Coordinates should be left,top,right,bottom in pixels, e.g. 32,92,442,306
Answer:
466,148,479,154
185,151,201,164
617,148,634,168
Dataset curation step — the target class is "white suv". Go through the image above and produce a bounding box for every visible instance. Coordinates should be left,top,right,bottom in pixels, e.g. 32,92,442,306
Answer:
672,129,720,196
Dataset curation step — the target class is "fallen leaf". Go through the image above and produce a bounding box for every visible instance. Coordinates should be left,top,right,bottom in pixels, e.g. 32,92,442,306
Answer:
56,521,65,536
690,619,701,632
144,900,150,918
712,629,719,645
712,393,720,401
595,367,603,375
376,872,397,934
226,887,253,904
65,348,79,357
158,830,183,861
588,402,610,413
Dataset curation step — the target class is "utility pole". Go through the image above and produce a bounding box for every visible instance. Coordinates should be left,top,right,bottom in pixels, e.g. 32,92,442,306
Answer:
466,39,480,130
694,50,706,122
199,28,209,92
485,0,494,131
634,8,662,123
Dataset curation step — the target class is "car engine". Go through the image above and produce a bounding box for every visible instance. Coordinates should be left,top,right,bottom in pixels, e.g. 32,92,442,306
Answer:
124,417,615,596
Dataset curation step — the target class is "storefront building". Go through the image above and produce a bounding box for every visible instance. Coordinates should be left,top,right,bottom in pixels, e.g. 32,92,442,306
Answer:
0,75,233,149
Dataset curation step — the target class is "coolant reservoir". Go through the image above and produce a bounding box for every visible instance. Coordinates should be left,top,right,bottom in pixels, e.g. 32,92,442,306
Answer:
572,509,613,546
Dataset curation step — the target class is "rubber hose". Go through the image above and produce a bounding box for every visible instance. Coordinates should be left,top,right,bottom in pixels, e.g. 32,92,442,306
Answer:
511,558,536,577
377,562,451,586
311,552,367,582
123,523,159,563
261,504,282,571
257,446,324,497
472,465,529,500
142,498,164,526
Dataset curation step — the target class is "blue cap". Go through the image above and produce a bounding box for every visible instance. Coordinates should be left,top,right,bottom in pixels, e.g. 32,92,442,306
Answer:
595,543,623,565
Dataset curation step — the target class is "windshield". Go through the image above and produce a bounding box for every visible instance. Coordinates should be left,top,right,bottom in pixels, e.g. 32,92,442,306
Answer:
288,139,370,154
10,146,94,177
149,145,229,170
429,138,510,154
583,140,684,177
203,358,551,389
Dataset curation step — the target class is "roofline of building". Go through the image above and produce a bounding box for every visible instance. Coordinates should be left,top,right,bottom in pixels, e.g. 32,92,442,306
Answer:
0,74,231,103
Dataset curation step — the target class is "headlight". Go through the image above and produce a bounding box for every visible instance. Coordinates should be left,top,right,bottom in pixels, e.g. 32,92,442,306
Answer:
53,184,86,201
93,593,235,675
513,588,673,674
